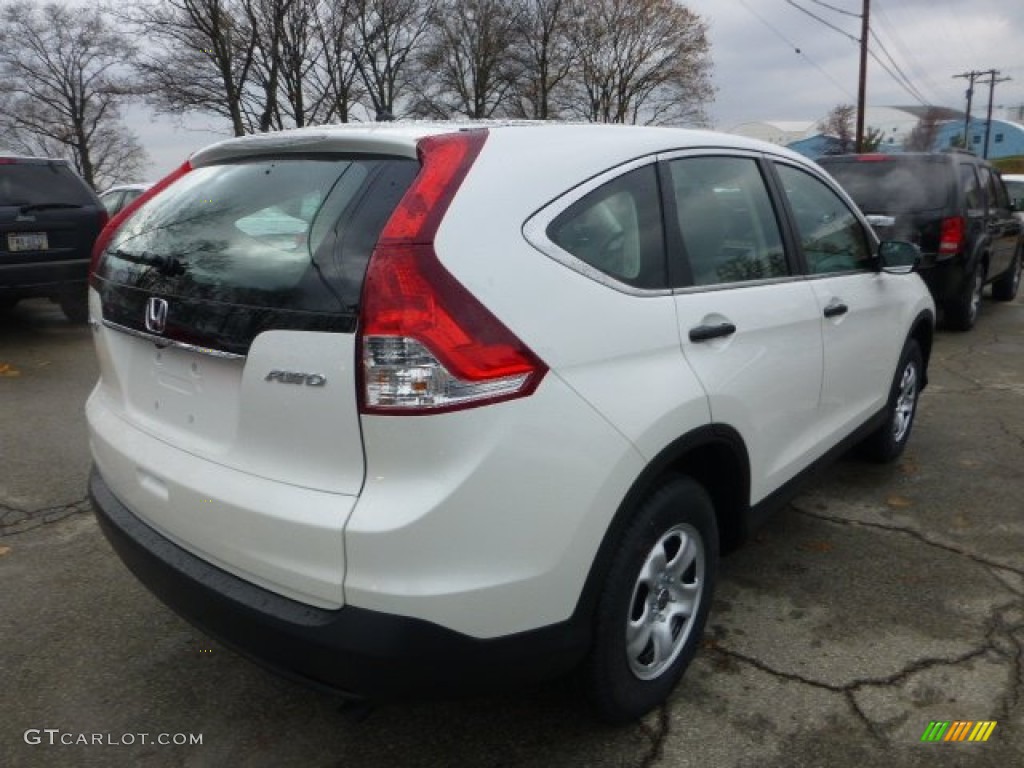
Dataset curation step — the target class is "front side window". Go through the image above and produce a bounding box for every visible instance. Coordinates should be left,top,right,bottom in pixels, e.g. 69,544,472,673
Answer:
980,167,1010,210
774,164,872,274
666,156,787,286
547,165,665,289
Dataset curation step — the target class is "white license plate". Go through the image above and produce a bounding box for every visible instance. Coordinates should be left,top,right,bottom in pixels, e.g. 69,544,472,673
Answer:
7,232,48,252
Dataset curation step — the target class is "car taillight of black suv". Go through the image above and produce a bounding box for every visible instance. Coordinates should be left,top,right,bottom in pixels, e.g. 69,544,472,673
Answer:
818,152,1023,330
0,156,107,322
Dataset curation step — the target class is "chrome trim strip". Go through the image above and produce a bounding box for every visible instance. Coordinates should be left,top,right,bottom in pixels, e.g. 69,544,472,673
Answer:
100,319,247,360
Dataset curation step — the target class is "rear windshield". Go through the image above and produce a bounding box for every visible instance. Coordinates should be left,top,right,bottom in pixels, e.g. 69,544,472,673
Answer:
0,162,95,206
819,158,950,213
98,157,417,313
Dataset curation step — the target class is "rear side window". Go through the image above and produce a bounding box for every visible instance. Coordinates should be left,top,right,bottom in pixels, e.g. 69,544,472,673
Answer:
820,158,949,213
775,164,872,274
958,164,983,210
98,157,417,313
0,162,95,206
547,165,665,289
667,156,787,286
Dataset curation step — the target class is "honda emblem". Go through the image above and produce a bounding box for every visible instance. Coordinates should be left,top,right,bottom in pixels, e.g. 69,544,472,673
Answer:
145,297,169,334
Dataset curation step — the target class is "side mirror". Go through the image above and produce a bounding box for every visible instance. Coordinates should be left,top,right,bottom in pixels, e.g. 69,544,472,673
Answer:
877,241,920,274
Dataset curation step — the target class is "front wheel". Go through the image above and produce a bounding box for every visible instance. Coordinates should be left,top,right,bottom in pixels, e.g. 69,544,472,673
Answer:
587,476,718,723
859,340,923,463
991,244,1022,302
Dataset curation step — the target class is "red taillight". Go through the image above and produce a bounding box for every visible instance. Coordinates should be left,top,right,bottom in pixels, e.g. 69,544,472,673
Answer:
89,160,193,280
359,130,547,414
938,215,965,258
856,154,890,162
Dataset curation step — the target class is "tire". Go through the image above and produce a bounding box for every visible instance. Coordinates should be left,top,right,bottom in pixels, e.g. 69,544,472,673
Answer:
991,244,1022,302
859,340,923,464
0,297,19,314
60,292,89,324
587,476,719,724
944,259,985,331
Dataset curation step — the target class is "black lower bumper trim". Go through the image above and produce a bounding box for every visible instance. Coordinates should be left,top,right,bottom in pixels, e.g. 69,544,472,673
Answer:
88,468,589,698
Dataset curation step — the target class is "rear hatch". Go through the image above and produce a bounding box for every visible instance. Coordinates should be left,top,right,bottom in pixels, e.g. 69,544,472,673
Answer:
89,150,418,606
1,158,103,282
818,155,953,255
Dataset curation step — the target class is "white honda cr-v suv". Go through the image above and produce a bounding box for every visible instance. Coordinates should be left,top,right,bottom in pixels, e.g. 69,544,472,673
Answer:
86,122,934,722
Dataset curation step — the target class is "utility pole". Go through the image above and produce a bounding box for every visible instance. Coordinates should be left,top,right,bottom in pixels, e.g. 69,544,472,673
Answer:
953,71,981,149
855,0,870,152
979,70,1011,159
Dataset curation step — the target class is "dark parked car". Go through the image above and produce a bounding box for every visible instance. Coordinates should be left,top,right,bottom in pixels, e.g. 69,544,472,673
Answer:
818,151,1023,330
1,155,107,322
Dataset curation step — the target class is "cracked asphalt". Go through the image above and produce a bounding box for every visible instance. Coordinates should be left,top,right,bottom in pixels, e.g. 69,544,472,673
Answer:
2,291,1022,767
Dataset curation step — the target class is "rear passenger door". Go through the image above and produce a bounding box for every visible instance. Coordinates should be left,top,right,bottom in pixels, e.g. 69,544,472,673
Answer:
770,161,905,444
664,152,824,504
979,165,1021,277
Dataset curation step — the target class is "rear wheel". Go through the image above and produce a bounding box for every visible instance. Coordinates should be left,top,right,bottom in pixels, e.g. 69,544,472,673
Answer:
991,244,1022,302
587,476,718,723
860,340,923,463
944,260,984,331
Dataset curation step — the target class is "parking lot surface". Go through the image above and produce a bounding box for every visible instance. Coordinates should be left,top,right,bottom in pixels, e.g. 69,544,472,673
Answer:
2,295,1022,767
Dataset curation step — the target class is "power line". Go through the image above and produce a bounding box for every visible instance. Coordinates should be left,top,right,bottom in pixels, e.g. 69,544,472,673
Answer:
805,0,860,19
737,0,856,101
783,0,859,44
872,0,942,102
868,29,928,105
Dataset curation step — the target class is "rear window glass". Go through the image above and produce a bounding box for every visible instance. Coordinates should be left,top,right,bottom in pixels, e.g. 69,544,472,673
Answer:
819,159,950,213
0,162,95,206
99,157,415,312
547,165,666,289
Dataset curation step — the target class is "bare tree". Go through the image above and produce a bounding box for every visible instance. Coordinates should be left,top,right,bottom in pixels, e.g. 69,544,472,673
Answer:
125,0,258,137
819,104,857,153
350,0,435,120
566,0,712,125
414,0,520,118
508,0,574,119
0,1,147,188
904,107,946,152
309,0,366,123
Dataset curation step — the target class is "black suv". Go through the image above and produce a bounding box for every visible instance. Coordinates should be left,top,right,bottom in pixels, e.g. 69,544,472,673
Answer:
1,156,107,322
818,151,1023,330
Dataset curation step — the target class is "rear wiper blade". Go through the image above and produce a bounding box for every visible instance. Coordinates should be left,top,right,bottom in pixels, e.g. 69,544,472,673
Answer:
18,202,83,213
112,248,187,276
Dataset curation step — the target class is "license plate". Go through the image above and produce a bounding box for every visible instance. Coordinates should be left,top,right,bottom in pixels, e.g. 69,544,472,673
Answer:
7,232,48,252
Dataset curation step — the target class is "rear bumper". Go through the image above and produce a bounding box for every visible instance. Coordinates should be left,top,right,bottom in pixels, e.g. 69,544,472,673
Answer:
89,467,589,698
917,257,966,305
0,258,88,293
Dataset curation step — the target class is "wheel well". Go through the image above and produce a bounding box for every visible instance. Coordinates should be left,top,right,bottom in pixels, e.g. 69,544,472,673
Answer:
909,312,934,388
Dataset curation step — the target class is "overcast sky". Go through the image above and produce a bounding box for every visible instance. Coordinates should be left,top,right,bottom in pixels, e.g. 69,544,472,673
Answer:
127,0,1024,179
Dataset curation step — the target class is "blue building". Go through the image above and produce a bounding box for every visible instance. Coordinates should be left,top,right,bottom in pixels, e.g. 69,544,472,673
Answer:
934,117,1024,159
783,105,1024,161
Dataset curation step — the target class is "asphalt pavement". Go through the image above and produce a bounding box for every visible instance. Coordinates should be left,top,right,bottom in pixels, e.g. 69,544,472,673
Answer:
1,293,1022,768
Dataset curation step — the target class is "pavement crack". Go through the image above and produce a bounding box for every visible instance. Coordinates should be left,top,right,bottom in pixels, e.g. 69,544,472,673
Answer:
790,503,1024,578
632,704,669,768
0,496,90,535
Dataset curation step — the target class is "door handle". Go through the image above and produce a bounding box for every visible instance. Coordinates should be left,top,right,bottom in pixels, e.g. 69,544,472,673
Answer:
823,302,848,318
688,322,737,342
